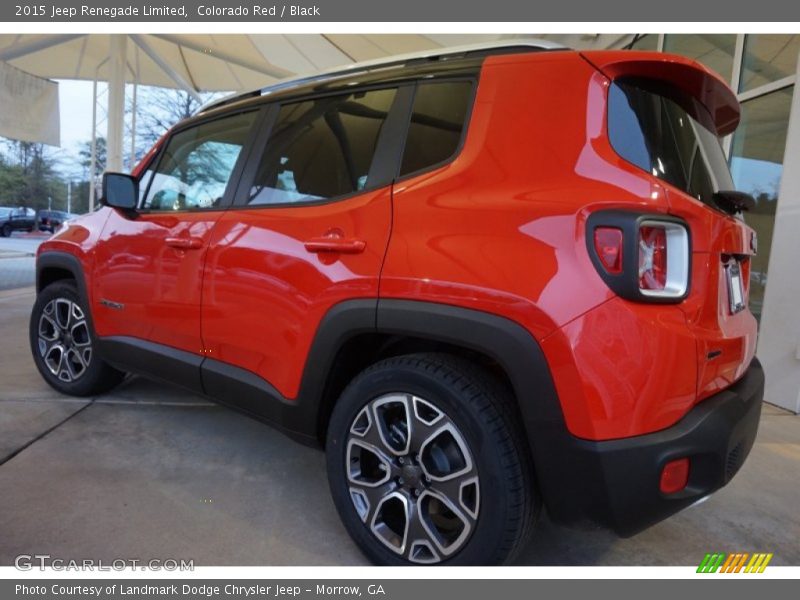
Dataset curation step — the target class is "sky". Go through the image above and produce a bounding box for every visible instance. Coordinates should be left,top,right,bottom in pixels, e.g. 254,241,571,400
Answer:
55,79,106,179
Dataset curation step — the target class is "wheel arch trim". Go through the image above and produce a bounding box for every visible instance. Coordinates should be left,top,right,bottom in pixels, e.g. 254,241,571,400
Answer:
36,251,97,337
36,251,88,295
303,299,568,481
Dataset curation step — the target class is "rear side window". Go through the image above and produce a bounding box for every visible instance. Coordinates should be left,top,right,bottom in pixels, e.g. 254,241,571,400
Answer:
608,80,734,209
245,88,397,206
399,81,472,177
142,110,257,211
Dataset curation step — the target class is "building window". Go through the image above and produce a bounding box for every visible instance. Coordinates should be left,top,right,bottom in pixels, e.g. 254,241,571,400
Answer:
627,35,658,51
729,86,794,319
663,34,736,84
740,34,800,93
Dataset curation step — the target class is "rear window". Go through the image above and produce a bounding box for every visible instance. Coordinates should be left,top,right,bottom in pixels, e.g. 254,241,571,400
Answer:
608,79,734,209
399,81,472,177
247,87,398,206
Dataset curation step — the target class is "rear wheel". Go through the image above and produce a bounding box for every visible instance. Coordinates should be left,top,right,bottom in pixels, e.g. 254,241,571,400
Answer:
1,223,10,237
326,353,538,565
29,281,125,396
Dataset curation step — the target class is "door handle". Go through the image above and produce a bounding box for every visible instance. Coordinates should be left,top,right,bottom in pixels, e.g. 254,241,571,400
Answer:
165,236,203,250
304,236,366,254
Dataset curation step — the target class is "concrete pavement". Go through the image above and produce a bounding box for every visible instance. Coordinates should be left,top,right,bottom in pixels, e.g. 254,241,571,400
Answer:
0,234,46,291
0,288,798,566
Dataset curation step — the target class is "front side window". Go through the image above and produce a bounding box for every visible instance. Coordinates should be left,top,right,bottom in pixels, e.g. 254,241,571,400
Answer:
246,88,397,206
608,79,734,210
142,110,257,211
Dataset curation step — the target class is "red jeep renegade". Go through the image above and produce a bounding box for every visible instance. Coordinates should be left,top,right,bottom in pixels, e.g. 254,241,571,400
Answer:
30,41,764,565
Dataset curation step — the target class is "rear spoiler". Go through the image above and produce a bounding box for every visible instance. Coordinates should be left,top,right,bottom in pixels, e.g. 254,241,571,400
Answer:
580,50,740,136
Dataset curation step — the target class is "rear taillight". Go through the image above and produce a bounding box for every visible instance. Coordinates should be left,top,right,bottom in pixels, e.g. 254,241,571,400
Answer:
637,220,689,299
638,225,666,290
593,227,623,274
587,211,690,303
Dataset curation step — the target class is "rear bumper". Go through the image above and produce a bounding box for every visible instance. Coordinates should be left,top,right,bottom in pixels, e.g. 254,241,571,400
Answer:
536,357,764,536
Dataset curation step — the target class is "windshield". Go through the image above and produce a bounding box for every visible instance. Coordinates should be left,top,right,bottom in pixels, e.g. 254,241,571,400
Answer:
608,79,734,211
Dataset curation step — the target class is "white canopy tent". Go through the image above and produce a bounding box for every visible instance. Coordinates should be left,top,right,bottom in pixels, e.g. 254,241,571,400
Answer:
0,60,60,146
0,34,532,92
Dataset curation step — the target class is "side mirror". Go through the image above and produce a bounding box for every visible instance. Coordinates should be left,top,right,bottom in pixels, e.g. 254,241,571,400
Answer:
713,190,756,214
101,172,138,214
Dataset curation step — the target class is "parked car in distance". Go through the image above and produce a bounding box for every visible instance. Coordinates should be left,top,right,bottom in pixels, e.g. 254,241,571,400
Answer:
30,41,764,565
37,210,76,233
0,206,36,237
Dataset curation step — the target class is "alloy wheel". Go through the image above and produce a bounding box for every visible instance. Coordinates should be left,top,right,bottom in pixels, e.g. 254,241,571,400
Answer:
345,393,480,564
37,298,92,383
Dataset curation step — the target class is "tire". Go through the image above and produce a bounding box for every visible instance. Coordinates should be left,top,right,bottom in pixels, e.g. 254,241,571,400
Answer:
326,353,538,565
29,280,125,397
1,223,10,237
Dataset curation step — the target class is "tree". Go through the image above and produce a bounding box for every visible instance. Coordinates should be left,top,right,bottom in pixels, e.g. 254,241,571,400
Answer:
78,136,107,177
136,88,216,151
0,153,26,204
0,139,67,211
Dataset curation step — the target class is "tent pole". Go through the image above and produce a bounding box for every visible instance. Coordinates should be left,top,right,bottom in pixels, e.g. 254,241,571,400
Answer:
106,35,127,173
152,33,293,79
89,76,98,212
129,47,140,171
130,80,138,171
129,34,202,102
0,34,85,61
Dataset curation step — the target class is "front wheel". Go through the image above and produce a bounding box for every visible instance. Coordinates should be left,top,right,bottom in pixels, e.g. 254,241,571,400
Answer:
326,353,538,565
1,223,10,237
29,281,125,396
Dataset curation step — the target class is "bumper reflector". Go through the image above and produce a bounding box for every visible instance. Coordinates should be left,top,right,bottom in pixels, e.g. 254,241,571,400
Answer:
660,457,690,494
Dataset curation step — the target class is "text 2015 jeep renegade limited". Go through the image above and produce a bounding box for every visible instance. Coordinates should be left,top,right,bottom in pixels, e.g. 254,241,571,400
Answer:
30,41,764,565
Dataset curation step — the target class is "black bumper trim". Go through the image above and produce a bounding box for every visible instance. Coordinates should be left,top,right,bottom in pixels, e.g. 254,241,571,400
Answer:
535,358,764,536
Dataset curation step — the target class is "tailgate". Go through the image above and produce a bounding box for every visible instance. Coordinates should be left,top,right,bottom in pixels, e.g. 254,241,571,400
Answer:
669,191,759,400
588,49,759,401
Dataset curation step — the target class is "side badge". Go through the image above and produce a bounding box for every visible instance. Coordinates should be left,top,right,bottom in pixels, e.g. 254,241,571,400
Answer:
100,298,125,310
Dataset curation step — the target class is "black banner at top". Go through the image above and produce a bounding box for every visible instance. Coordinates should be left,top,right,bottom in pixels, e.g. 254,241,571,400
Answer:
3,0,800,22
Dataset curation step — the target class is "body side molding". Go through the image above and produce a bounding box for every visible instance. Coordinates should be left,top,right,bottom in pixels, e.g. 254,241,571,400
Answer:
98,336,205,396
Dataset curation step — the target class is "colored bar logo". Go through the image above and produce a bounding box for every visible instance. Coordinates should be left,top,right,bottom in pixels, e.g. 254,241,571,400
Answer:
697,552,773,573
